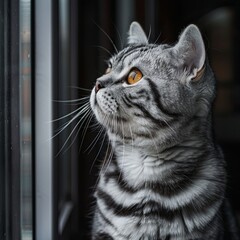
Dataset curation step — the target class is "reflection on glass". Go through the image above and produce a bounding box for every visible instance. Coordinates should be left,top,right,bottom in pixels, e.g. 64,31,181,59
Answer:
20,0,32,239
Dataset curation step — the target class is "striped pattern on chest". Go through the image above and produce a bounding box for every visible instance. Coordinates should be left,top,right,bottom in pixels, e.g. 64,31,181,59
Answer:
93,146,224,239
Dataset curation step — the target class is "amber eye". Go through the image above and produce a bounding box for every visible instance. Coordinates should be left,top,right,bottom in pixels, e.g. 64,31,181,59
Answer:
126,68,143,85
105,62,112,74
105,67,111,74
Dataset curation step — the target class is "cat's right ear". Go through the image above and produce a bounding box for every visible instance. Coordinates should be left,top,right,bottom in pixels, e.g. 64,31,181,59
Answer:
174,24,206,82
128,21,148,45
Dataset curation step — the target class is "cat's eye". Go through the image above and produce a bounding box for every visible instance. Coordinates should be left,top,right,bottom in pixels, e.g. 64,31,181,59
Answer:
105,67,111,74
105,62,112,74
126,68,143,85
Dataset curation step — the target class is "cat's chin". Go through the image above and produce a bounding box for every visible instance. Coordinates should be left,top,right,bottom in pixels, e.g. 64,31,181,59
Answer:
93,109,128,132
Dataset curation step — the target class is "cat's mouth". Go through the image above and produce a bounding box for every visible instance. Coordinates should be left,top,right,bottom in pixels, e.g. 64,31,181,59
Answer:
90,88,119,117
95,90,118,113
90,89,132,132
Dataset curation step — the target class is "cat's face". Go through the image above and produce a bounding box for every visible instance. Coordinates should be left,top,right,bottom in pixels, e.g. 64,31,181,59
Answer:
90,22,215,145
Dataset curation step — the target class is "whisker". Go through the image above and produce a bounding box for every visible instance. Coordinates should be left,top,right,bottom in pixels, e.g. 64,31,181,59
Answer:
69,86,92,92
52,102,90,123
89,116,112,177
79,112,94,152
128,123,134,153
113,23,123,49
52,106,90,139
101,139,114,179
92,20,119,54
56,110,93,156
53,96,90,103
93,45,113,57
154,32,162,44
92,133,112,192
85,115,108,154
93,131,107,170
55,112,89,156
147,25,152,42
85,126,103,154
162,118,177,137
145,128,161,160
90,132,107,182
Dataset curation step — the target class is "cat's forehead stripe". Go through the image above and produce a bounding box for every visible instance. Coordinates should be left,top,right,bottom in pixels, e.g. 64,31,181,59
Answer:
114,45,149,65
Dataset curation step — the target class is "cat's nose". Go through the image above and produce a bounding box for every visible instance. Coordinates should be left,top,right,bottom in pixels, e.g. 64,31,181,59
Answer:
95,81,103,93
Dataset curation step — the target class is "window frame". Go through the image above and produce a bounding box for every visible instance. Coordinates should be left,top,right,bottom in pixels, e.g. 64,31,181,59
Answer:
34,0,54,239
1,0,21,239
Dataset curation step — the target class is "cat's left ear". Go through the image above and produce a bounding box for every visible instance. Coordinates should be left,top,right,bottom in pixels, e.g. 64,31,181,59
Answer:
128,21,148,45
174,24,206,81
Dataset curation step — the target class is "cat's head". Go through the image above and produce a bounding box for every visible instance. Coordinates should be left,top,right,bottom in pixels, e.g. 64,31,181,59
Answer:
90,22,215,147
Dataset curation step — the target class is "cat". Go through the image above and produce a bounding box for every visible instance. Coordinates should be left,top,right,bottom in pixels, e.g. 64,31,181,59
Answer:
89,21,239,240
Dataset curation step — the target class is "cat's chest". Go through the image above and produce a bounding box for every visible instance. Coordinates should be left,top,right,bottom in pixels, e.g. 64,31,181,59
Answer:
115,149,165,186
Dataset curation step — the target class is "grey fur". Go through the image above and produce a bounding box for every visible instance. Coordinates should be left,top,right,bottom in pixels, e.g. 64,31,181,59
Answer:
89,22,239,240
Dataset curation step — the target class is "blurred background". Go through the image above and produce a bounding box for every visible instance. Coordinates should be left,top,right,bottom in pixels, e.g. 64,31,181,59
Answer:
0,0,239,240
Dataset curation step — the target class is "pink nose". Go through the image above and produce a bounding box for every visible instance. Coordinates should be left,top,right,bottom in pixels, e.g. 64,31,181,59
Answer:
95,81,103,93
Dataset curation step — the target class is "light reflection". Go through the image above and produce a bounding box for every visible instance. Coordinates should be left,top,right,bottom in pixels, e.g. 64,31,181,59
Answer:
20,0,32,239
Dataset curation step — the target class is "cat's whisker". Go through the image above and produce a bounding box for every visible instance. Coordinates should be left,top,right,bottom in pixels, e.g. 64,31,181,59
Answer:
69,86,92,92
93,21,119,54
51,101,90,123
162,118,177,137
52,100,89,107
64,110,93,155
113,23,123,50
118,105,131,118
128,123,134,153
100,138,112,177
55,109,92,156
79,113,94,152
153,32,162,44
145,128,161,160
85,125,104,154
56,110,90,157
90,116,112,177
121,118,125,157
52,107,90,137
94,131,107,168
53,96,90,103
93,45,113,57
92,132,112,193
89,124,105,174
52,113,80,139
52,105,91,139
147,25,152,42
117,118,125,184
85,114,109,154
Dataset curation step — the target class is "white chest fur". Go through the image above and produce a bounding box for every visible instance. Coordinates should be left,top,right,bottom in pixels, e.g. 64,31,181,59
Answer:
114,146,166,187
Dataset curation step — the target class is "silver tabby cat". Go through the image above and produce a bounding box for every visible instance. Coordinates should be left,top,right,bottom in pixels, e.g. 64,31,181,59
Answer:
89,22,238,240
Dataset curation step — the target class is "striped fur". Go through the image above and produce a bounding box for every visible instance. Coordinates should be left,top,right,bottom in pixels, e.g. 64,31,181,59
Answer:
89,22,236,239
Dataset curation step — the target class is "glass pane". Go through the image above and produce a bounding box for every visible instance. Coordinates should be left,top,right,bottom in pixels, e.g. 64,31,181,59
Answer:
20,0,32,239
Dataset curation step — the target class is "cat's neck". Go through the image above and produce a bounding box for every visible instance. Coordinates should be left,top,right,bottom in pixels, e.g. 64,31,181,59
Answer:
108,133,211,187
112,134,209,162
107,113,214,155
109,123,212,158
